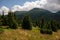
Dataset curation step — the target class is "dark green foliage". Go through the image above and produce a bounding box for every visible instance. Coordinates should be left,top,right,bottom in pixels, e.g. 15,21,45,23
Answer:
46,22,53,34
40,19,60,34
22,15,32,30
0,15,2,26
40,16,45,28
34,20,40,27
1,15,8,26
8,12,18,29
50,20,58,32
40,29,52,35
40,17,53,34
35,20,39,26
1,11,8,26
40,23,52,35
46,29,52,35
57,23,60,29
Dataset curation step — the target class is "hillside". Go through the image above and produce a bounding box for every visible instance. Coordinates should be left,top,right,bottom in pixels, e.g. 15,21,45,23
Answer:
14,11,27,20
14,8,60,22
27,8,53,20
14,8,52,20
54,11,60,23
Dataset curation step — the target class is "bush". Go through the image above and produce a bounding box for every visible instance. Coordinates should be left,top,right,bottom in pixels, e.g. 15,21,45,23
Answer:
40,29,52,35
40,29,46,34
46,29,52,35
52,27,58,32
8,21,18,29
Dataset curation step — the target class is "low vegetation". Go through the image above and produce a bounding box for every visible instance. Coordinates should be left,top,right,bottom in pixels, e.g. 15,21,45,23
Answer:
0,28,60,40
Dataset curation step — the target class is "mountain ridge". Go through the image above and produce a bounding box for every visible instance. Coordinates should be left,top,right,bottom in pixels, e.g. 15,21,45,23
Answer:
14,8,60,23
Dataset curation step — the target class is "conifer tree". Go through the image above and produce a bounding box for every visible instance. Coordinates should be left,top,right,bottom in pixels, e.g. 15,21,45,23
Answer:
8,11,18,29
50,20,58,32
0,15,2,26
1,11,8,26
46,22,52,34
22,14,32,30
40,22,52,35
40,16,45,28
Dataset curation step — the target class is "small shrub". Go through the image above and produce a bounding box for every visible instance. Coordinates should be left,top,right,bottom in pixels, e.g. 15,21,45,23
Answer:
40,29,45,34
40,29,52,35
46,29,52,35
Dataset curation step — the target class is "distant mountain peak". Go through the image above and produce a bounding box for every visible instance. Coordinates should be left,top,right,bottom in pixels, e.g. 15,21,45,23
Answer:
29,8,52,14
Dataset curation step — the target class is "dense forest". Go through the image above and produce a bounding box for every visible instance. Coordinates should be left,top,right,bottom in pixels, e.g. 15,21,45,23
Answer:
0,8,60,35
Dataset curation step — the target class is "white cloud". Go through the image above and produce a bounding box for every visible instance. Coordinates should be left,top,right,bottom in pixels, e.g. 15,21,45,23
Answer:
11,0,60,12
0,9,2,15
11,5,23,12
43,0,60,12
0,6,9,15
11,0,47,12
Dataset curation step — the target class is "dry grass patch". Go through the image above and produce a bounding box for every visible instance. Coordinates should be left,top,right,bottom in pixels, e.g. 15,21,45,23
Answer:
0,28,60,40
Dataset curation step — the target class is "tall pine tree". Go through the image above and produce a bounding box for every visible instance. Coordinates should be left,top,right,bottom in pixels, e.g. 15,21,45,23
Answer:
22,14,32,30
8,11,18,29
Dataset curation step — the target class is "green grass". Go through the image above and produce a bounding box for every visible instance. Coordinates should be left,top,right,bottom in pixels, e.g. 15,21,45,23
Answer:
0,27,60,40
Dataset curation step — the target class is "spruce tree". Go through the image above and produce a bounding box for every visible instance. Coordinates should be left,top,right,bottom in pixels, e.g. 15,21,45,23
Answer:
46,22,52,34
35,19,40,27
40,22,52,35
8,12,18,29
0,15,2,26
22,15,32,30
40,16,45,28
1,11,5,26
40,16,45,33
50,20,58,32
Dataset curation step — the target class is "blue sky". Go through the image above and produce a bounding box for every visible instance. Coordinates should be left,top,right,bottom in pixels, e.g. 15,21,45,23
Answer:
0,0,36,8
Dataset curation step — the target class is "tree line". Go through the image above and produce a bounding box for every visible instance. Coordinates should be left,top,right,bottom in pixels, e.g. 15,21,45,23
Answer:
0,11,60,35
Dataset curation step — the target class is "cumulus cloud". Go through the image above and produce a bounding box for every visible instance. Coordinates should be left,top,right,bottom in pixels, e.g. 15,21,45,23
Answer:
43,0,60,12
11,5,23,12
0,9,2,15
0,6,9,15
11,0,47,12
11,0,60,12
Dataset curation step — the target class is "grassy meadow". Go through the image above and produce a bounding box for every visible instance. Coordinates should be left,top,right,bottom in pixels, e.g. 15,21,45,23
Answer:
0,27,60,40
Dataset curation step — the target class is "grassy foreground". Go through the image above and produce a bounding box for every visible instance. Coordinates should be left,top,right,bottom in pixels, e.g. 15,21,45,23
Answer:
0,27,60,40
